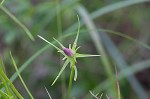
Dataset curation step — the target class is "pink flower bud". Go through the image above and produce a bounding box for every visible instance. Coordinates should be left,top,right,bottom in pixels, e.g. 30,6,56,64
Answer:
63,48,73,56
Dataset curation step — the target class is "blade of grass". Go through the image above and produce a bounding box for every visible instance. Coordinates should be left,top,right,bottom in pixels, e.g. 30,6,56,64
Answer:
0,6,35,41
10,52,34,99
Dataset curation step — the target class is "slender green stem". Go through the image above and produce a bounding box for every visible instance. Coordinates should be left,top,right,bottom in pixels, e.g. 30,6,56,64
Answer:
67,61,75,99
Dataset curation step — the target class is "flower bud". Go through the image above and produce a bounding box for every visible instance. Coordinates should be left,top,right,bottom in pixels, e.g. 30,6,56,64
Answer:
63,48,73,56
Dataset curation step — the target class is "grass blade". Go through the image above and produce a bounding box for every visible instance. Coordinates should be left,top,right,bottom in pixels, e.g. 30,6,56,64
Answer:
10,52,34,99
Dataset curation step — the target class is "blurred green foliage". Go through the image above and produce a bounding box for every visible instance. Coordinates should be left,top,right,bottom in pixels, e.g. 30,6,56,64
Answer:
0,0,150,99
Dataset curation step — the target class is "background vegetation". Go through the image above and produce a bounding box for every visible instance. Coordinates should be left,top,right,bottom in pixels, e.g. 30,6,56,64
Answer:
0,0,150,99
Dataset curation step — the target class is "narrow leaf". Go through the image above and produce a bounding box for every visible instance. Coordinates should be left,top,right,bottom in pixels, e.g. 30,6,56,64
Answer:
51,59,69,86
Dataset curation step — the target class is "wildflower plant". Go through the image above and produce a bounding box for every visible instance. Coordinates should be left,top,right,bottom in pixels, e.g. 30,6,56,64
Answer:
38,15,100,85
38,15,100,98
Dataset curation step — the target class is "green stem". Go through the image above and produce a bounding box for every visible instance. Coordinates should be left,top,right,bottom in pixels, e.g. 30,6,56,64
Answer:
67,61,75,99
